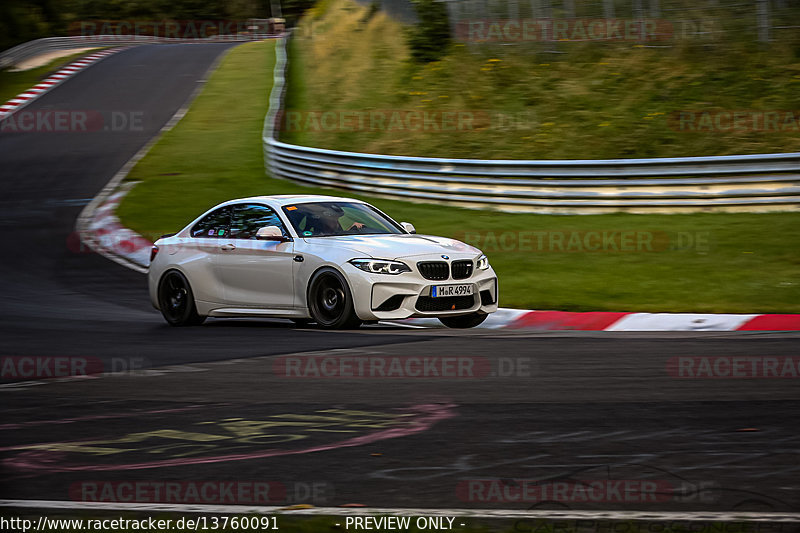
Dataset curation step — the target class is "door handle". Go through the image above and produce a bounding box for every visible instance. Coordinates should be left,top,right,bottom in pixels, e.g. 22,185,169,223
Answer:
220,243,236,251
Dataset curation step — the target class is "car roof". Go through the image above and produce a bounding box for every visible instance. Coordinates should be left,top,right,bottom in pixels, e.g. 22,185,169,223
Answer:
176,195,383,237
224,194,365,208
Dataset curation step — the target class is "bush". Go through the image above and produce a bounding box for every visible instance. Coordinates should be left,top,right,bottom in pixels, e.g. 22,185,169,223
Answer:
406,0,450,63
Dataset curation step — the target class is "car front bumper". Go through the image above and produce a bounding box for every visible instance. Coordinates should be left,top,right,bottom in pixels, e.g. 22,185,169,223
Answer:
343,262,499,321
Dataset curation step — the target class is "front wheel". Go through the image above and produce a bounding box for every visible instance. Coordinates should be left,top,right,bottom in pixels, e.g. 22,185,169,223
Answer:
307,268,361,329
438,312,488,329
157,270,206,326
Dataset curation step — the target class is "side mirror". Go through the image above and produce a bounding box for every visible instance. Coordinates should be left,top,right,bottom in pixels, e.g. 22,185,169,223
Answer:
400,222,416,234
256,226,289,241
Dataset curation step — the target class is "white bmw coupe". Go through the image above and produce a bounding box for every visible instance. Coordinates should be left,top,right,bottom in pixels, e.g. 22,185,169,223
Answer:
148,195,498,329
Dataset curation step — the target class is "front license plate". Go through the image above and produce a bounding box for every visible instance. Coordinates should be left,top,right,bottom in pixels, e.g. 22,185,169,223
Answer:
431,284,474,297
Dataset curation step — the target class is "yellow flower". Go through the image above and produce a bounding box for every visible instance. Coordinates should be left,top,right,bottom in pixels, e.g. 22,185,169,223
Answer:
487,58,502,63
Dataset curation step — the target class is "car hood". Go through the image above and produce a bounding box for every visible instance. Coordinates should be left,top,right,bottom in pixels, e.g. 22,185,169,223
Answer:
301,233,481,259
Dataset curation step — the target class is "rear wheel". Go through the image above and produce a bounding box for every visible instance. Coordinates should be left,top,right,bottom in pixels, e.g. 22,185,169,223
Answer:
307,268,361,329
438,312,488,329
158,270,206,326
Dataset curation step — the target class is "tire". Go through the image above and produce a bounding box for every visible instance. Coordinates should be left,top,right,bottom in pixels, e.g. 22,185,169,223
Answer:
438,312,488,329
307,268,361,329
157,270,206,326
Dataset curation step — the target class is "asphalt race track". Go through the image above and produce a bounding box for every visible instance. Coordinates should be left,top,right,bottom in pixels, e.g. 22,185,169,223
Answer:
0,43,799,517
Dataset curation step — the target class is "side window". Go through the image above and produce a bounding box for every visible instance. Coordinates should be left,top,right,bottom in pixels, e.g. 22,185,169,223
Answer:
230,204,287,240
191,207,231,238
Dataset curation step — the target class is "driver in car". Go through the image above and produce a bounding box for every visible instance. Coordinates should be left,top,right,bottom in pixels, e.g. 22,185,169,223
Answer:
315,209,367,234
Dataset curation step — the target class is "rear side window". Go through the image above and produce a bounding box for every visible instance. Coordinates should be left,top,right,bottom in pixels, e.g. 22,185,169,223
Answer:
191,207,231,238
230,204,287,240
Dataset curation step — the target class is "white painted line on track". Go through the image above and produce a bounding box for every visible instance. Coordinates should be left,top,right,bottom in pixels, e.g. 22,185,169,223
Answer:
1,500,799,523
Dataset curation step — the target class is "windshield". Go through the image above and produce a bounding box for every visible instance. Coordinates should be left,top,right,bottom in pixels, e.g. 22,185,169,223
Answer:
281,201,404,237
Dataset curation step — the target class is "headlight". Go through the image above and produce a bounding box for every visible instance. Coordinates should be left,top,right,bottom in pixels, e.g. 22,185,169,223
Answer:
349,258,411,275
476,254,490,270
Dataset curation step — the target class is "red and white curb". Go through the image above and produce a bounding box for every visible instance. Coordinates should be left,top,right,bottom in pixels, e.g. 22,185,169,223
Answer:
82,188,153,272
0,48,125,120
399,309,800,331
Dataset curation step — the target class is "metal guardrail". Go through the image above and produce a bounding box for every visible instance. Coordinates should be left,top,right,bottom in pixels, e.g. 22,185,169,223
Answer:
0,35,272,69
263,37,800,214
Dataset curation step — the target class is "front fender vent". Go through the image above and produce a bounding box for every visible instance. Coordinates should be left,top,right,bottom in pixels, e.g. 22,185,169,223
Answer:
374,294,405,312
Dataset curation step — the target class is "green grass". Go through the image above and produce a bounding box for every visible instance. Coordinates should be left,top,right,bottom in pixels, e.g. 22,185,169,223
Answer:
116,37,800,313
0,49,103,104
283,0,800,159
